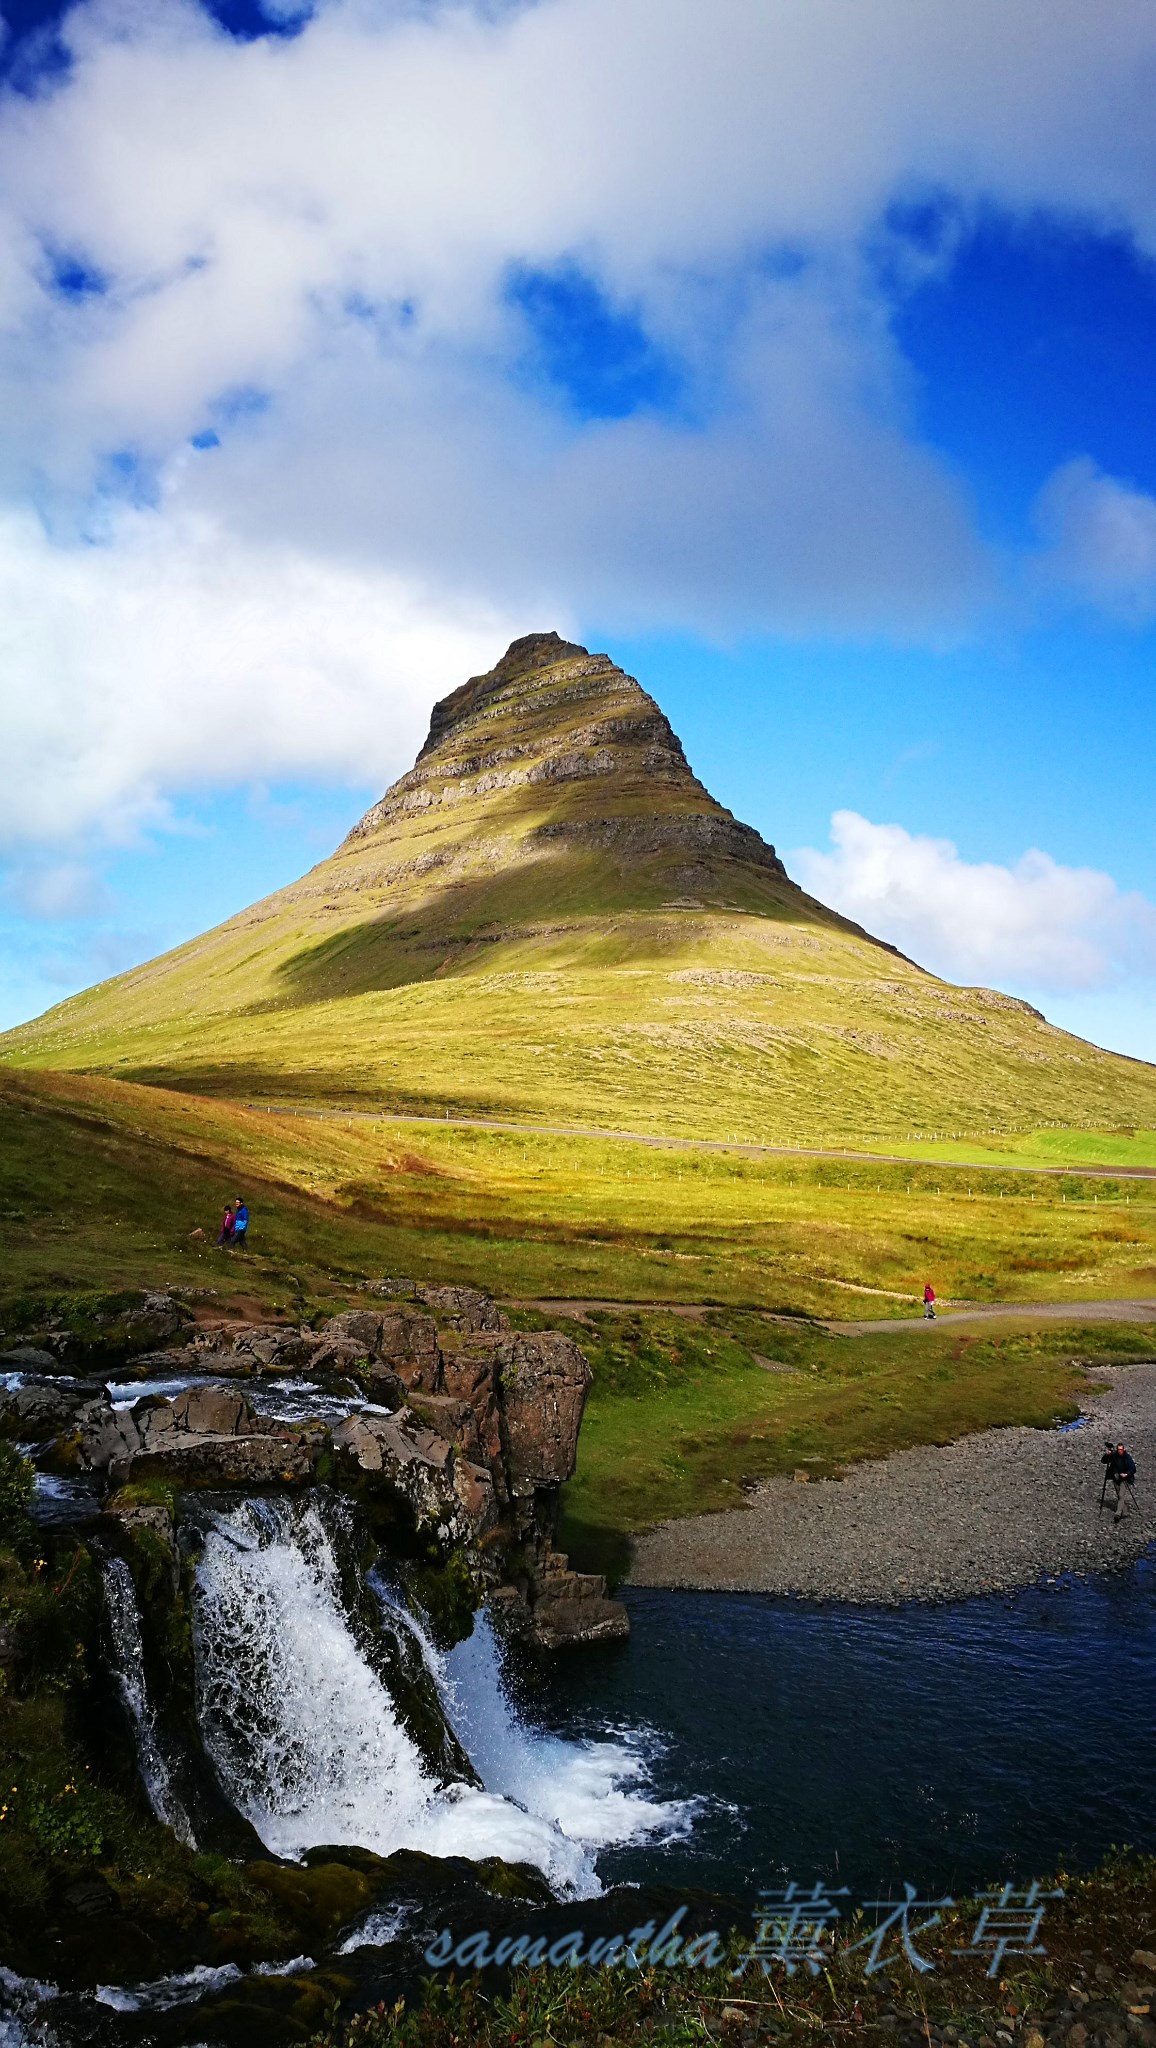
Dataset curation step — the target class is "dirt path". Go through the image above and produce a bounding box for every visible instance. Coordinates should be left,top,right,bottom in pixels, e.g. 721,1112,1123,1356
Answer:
627,1362,1156,1604
829,1297,1156,1334
246,1101,1156,1182
509,1296,1156,1331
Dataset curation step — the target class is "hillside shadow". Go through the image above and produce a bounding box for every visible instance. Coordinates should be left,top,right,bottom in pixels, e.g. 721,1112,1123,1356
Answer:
266,844,830,1009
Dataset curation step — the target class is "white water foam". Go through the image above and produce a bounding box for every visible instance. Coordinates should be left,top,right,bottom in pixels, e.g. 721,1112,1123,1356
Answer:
193,1501,690,1897
0,1967,58,2048
96,1964,243,2012
337,1906,413,1954
439,1609,697,1853
101,1557,194,1846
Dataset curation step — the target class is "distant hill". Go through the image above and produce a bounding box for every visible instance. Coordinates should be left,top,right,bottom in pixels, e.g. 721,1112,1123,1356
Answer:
5,632,1155,1144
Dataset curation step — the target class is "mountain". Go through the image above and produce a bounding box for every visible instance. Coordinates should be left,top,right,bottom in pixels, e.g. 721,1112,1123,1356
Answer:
4,632,1155,1144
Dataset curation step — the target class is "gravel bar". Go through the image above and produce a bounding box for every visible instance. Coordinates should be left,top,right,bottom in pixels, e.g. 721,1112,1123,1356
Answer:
627,1361,1156,1603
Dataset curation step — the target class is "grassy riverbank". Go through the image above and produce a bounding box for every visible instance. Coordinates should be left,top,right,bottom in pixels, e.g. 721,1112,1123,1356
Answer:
548,1308,1156,1579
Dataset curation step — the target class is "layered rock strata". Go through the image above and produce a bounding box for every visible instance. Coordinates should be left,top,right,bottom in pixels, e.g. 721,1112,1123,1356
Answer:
342,630,789,882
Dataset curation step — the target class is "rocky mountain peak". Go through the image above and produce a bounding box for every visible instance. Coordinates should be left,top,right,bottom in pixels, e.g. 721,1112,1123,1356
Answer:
346,632,741,845
335,630,796,906
416,631,684,770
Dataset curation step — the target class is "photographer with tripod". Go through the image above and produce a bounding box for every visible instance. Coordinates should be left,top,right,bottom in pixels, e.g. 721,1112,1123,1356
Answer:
1100,1440,1137,1523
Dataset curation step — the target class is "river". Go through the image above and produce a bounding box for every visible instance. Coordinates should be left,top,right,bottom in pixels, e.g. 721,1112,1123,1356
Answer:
528,1553,1156,1902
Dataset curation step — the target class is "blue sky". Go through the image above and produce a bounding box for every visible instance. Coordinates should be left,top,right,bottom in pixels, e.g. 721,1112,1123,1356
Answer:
0,0,1154,1063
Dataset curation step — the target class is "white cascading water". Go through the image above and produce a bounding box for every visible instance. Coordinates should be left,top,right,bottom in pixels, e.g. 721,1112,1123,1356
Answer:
101,1557,194,1847
377,1584,695,1856
193,1499,690,1897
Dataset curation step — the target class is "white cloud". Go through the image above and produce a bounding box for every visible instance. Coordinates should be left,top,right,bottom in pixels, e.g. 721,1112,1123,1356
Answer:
793,810,1156,993
0,0,1155,852
0,500,524,847
1,857,113,918
1034,458,1156,621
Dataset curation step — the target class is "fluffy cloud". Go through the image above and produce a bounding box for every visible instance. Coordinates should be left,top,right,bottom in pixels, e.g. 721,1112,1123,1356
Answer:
0,499,523,846
1,0,1156,854
1035,458,1156,620
793,810,1156,993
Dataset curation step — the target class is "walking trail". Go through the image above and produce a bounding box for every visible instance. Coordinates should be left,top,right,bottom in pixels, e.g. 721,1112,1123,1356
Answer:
248,1102,1156,1182
512,1296,1156,1331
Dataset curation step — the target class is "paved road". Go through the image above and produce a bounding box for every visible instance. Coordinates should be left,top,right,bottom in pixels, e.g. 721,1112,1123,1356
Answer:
244,1101,1156,1183
828,1297,1156,1334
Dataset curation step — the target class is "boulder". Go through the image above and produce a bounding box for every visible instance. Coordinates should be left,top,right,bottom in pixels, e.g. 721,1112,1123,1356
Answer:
0,1378,94,1441
230,1325,322,1372
417,1286,509,1335
0,1346,61,1375
312,1308,441,1393
529,1569,631,1649
452,1458,498,1534
127,1432,316,1488
375,1310,441,1392
133,1385,259,1445
318,1309,385,1354
493,1332,591,1494
438,1337,504,1473
332,1411,469,1538
123,1293,194,1352
76,1396,142,1478
406,1393,483,1462
119,1346,230,1381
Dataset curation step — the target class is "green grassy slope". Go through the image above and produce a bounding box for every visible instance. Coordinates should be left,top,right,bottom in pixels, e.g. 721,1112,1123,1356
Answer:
5,633,1156,1146
4,1070,1155,1322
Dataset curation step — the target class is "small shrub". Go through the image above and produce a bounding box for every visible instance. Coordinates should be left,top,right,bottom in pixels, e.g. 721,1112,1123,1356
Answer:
0,1442,33,1547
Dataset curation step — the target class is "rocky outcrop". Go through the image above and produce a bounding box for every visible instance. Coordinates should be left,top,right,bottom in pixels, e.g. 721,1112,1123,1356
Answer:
332,1408,499,1542
0,1376,94,1439
493,1331,592,1495
417,1286,510,1335
513,1555,631,1648
8,1283,627,1648
228,1324,323,1373
313,1306,441,1396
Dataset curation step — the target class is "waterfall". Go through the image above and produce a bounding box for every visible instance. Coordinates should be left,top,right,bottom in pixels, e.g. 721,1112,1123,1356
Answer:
394,1596,697,1855
192,1499,687,1895
101,1558,194,1847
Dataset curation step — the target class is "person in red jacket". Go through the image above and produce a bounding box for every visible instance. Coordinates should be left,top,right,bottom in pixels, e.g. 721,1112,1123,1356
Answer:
216,1204,235,1249
923,1283,936,1319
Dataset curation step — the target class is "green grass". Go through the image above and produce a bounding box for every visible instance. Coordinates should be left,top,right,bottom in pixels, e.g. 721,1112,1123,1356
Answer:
859,1125,1156,1170
3,1068,1155,1580
3,1071,1156,1334
3,1066,1154,1581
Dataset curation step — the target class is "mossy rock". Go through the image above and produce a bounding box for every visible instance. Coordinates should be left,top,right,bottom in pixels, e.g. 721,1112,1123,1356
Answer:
400,1546,478,1651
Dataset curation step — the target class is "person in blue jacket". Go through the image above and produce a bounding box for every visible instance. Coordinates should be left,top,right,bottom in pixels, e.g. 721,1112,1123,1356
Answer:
232,1198,249,1252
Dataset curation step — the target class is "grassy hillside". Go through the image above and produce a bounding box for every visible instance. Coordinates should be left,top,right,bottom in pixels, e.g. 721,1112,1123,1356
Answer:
4,1071,1156,1325
4,634,1156,1146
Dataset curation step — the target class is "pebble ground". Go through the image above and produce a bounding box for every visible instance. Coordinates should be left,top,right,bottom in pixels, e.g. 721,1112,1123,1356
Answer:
628,1362,1156,1602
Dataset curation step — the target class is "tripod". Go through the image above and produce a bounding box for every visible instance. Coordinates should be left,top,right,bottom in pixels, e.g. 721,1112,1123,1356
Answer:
1099,1469,1138,1517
